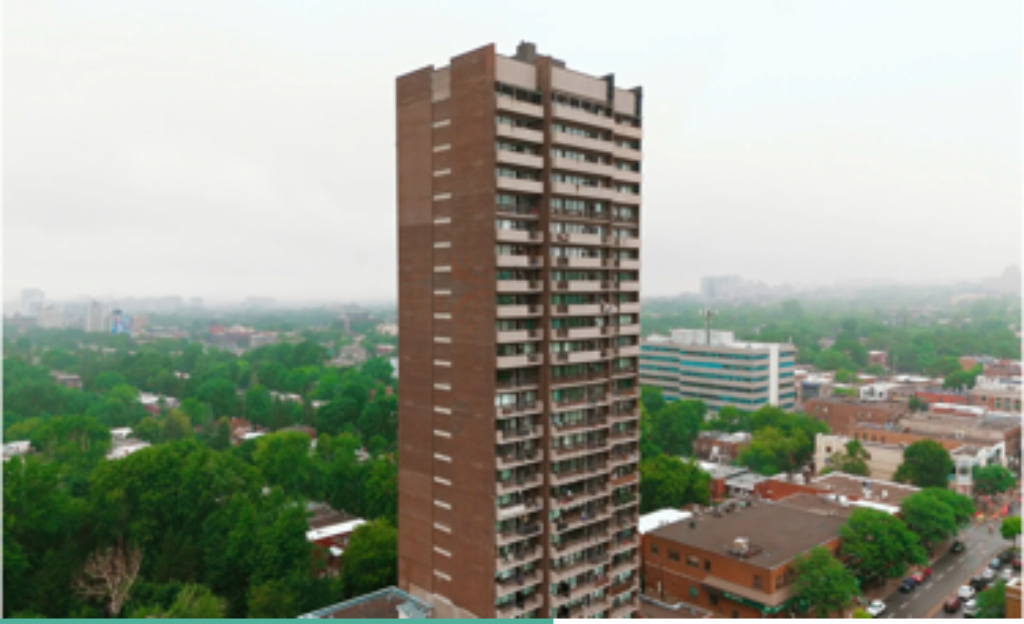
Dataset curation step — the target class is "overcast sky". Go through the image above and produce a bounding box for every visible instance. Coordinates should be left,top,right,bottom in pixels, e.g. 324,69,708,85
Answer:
4,0,1021,304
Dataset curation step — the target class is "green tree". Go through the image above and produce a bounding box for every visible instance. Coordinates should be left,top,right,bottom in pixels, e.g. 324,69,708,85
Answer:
893,440,953,488
161,410,194,442
640,386,666,418
638,456,710,513
339,521,397,599
975,580,1006,618
792,546,860,617
244,385,273,427
973,464,1016,495
196,378,240,418
1001,516,1021,541
252,431,319,499
363,458,397,525
900,490,958,548
738,426,806,475
361,357,394,386
840,508,926,586
826,440,871,476
703,405,750,433
907,396,928,412
649,399,705,456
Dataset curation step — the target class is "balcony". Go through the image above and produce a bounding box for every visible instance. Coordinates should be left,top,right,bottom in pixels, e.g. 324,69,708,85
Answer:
496,544,543,573
496,448,544,470
550,440,609,462
608,596,638,619
496,228,544,244
552,349,605,365
611,490,639,510
496,254,544,269
615,122,642,141
610,552,639,573
497,176,544,194
616,280,641,293
610,472,639,488
551,528,610,557
551,325,604,341
496,149,544,170
497,498,543,521
495,570,542,599
496,123,543,145
549,551,611,584
616,234,641,248
550,181,614,202
608,534,639,557
494,592,542,618
497,353,543,369
612,168,641,185
497,424,542,444
551,302,602,317
551,230,605,246
551,484,610,512
496,521,542,547
553,505,610,534
552,414,609,436
616,323,641,337
496,304,542,318
551,462,609,486
612,143,641,161
552,256,603,270
618,301,640,313
551,130,612,154
617,344,641,357
496,375,539,391
497,328,542,344
496,473,543,496
608,451,638,469
609,428,640,443
552,103,614,129
550,154,614,178
611,386,639,399
497,202,540,219
611,364,638,379
495,94,544,118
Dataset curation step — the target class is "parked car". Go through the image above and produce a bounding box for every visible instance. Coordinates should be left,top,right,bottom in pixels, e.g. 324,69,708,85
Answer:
982,568,997,582
1000,568,1015,582
911,568,932,583
951,541,966,554
958,585,976,601
943,597,961,613
1000,549,1015,563
962,598,977,618
1014,557,1021,571
969,575,987,591
866,600,886,618
989,557,1002,570
898,578,916,592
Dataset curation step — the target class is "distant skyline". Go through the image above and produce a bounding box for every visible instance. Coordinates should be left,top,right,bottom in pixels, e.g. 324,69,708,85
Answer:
4,0,1021,302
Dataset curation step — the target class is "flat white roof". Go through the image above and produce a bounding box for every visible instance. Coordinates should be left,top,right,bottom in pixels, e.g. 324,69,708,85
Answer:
306,519,367,542
638,509,693,535
850,500,900,515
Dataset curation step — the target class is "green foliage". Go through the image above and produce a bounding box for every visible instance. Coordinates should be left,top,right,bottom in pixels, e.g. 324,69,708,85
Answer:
840,508,927,586
702,405,751,433
893,440,953,488
976,580,1006,618
363,458,398,525
339,521,397,599
907,396,928,412
852,608,872,618
827,440,871,477
972,464,1016,495
196,378,240,418
648,399,705,456
640,386,666,417
738,427,803,475
943,365,982,390
900,490,961,547
638,456,710,513
1002,516,1021,541
253,431,320,499
792,546,861,617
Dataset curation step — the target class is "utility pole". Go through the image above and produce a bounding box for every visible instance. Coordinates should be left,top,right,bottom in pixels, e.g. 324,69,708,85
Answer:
699,308,718,345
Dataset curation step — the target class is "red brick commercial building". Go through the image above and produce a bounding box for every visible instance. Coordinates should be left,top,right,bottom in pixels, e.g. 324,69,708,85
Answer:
803,398,908,436
642,502,845,618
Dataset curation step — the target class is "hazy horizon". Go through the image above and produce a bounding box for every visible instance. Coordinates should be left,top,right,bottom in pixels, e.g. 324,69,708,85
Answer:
4,0,1021,302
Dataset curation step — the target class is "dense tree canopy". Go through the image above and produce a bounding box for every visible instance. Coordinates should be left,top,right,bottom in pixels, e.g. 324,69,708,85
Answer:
840,508,927,586
792,546,860,617
972,464,1016,495
893,440,953,488
900,489,973,548
638,456,710,513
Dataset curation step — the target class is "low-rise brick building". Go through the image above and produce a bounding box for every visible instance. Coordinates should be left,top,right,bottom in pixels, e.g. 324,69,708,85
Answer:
803,398,907,436
642,501,845,618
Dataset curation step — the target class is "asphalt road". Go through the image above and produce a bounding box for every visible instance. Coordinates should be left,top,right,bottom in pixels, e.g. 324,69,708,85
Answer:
876,521,1011,619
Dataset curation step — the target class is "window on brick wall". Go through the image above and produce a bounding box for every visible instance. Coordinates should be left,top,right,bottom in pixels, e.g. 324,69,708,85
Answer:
668,550,680,562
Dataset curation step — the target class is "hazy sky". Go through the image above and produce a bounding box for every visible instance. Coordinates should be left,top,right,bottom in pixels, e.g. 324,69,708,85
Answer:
4,0,1021,303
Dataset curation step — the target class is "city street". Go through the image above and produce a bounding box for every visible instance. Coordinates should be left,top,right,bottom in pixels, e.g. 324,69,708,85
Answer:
872,520,1012,619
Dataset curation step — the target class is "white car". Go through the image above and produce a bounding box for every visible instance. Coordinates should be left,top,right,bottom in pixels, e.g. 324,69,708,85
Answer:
958,585,976,601
981,568,997,581
866,600,887,618
962,599,977,617
1000,568,1015,582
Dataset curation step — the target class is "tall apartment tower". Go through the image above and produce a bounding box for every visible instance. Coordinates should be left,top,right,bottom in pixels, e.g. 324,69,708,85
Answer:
396,42,643,619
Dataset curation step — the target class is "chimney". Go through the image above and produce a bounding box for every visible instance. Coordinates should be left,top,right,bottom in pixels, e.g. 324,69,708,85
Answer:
515,41,538,63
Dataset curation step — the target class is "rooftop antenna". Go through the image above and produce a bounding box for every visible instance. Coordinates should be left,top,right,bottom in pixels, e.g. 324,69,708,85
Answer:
699,308,718,345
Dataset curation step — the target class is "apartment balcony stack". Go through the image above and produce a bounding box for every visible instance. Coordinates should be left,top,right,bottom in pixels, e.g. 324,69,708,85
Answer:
397,41,642,619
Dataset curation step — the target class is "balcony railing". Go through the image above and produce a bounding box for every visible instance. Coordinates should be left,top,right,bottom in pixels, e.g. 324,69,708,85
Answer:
496,424,542,443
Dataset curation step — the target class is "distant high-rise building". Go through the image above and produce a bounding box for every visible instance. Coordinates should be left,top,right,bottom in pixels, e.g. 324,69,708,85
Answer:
20,289,44,318
640,329,798,411
397,42,642,619
85,300,108,333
